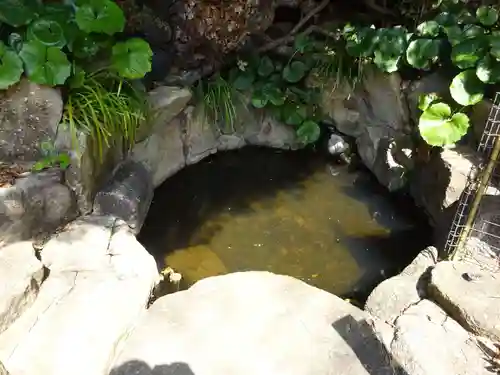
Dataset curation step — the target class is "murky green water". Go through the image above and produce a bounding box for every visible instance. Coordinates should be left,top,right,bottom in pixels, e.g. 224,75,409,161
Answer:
139,147,431,299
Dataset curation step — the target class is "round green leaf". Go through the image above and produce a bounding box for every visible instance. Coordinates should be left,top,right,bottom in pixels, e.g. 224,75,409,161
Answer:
434,12,457,27
294,33,313,53
345,27,377,57
376,27,408,56
283,61,307,83
263,85,285,106
28,19,66,48
258,56,274,77
406,39,440,70
19,41,71,86
416,21,440,37
457,9,476,24
476,54,500,84
449,70,485,106
72,34,101,58
444,25,463,46
296,120,321,144
282,103,307,126
418,92,439,111
419,103,470,147
374,51,400,73
463,24,485,40
477,5,498,26
232,71,255,91
0,42,23,90
251,90,268,108
490,35,500,60
75,0,125,36
0,0,39,27
451,37,487,69
111,38,153,79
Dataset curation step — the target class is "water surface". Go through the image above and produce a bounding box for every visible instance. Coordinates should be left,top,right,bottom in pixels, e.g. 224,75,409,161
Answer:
139,147,431,298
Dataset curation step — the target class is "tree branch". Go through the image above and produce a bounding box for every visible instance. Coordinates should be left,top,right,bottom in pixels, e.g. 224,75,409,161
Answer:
258,0,330,53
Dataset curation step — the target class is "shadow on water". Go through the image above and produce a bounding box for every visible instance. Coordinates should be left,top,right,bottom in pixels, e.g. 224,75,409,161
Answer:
139,148,316,251
138,147,432,301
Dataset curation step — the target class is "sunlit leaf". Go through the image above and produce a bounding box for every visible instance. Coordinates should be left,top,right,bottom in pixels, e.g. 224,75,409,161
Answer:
419,102,470,147
449,70,484,106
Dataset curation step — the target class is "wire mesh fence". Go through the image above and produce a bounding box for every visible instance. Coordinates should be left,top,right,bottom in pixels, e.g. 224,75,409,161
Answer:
444,92,500,271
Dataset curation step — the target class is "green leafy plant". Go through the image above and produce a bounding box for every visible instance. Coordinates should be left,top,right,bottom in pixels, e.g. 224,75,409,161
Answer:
63,71,149,162
195,74,245,134
0,0,153,89
195,29,367,146
0,0,153,170
341,1,500,148
229,52,322,145
32,141,71,171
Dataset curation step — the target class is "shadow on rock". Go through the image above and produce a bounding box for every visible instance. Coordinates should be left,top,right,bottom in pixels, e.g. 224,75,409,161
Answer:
110,360,195,375
331,315,409,375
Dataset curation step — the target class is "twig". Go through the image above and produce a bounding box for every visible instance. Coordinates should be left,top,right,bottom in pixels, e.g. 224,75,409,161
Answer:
364,0,396,16
258,0,330,53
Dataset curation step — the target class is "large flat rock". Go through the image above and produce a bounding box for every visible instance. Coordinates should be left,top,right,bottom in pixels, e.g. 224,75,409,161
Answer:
0,242,44,335
0,216,159,375
111,271,395,375
429,261,500,342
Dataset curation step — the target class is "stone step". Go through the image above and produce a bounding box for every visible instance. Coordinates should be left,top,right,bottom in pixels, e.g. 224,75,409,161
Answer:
0,216,159,375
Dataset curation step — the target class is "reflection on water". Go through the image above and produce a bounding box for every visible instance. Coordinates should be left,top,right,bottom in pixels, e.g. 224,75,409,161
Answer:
138,147,432,298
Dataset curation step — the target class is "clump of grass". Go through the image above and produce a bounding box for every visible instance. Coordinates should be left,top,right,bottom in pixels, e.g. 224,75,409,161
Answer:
316,53,365,89
312,44,366,94
195,74,245,133
63,71,150,163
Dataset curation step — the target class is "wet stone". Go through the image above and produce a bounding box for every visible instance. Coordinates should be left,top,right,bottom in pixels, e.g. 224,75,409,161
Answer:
93,160,154,234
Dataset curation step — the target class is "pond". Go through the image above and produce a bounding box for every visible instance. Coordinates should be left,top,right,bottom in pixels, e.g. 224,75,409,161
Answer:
138,147,432,302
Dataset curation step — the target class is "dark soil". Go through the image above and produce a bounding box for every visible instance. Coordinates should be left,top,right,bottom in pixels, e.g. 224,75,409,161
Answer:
0,165,26,188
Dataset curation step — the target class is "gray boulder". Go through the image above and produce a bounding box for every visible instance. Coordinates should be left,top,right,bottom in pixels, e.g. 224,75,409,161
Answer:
111,271,397,375
0,79,63,162
429,261,500,342
0,169,76,246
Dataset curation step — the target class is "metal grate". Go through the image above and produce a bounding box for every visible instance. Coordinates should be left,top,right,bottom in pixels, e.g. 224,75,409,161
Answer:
444,92,500,271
